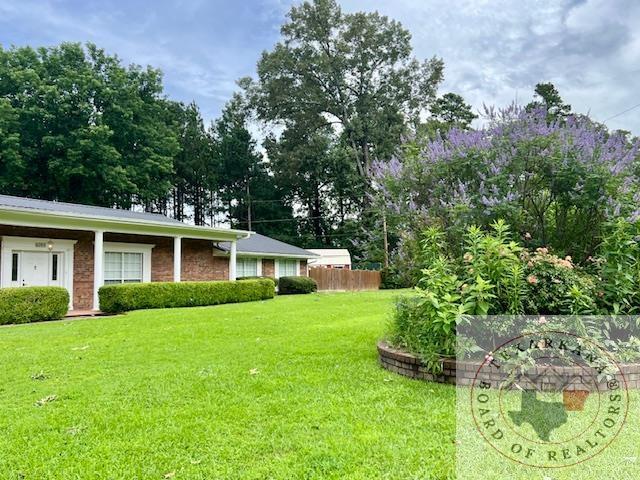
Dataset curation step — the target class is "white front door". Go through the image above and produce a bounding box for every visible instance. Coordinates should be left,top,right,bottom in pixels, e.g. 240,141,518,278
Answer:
1,236,76,309
20,251,51,287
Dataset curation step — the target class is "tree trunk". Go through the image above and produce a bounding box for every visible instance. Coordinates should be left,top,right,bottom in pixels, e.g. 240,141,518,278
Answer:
361,140,371,176
173,186,185,221
246,181,252,231
311,183,324,244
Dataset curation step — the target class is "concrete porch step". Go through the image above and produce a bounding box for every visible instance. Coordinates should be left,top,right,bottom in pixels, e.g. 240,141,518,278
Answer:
65,310,110,318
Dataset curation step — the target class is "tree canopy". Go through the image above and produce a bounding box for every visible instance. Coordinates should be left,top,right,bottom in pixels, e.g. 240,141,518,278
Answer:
5,4,628,271
0,43,178,208
243,0,444,179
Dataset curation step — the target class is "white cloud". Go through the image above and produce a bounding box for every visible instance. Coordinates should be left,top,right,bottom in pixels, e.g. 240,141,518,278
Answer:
1,0,638,133
340,0,640,133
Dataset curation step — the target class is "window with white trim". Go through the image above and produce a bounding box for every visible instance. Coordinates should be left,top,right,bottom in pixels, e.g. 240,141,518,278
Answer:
237,257,258,277
104,252,144,285
278,259,297,277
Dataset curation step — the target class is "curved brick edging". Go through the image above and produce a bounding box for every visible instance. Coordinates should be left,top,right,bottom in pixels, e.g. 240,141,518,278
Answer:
377,340,640,389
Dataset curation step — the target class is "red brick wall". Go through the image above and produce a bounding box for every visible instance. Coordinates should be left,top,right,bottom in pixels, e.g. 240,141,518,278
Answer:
73,232,95,310
182,239,229,280
262,259,275,278
0,226,230,310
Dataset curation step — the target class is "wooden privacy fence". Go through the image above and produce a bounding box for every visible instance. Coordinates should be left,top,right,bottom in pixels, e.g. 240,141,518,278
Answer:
308,268,381,291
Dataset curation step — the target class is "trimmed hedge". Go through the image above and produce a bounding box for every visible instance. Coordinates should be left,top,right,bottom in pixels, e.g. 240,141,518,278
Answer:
236,276,278,287
278,276,317,295
0,287,69,325
98,279,275,313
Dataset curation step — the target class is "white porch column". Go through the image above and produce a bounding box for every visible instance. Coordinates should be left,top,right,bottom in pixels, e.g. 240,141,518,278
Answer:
93,230,104,311
229,240,237,281
173,236,182,282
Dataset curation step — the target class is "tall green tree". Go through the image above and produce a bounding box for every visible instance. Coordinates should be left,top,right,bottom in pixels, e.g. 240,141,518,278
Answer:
266,126,333,243
213,94,295,234
416,92,477,141
243,0,444,180
168,101,214,224
0,98,23,192
526,82,571,119
265,122,364,245
0,42,178,209
429,92,477,130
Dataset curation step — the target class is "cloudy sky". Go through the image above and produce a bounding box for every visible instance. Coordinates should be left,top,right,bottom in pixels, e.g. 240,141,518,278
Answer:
1,0,638,133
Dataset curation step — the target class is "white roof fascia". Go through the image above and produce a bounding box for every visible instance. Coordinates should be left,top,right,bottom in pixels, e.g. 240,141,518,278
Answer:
0,206,252,241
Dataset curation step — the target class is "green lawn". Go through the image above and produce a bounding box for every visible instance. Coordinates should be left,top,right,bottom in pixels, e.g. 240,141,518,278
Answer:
0,290,455,479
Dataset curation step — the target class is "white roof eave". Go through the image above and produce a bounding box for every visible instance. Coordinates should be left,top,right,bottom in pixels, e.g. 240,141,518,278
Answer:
0,206,252,241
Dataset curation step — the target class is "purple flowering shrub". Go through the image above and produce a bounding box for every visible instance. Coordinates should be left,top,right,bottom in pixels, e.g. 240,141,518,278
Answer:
374,105,640,262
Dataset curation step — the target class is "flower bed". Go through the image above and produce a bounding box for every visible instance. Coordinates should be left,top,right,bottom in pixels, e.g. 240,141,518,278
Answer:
384,220,640,377
377,341,640,389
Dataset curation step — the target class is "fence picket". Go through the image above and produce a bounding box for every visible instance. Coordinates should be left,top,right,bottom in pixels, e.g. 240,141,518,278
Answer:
308,268,381,291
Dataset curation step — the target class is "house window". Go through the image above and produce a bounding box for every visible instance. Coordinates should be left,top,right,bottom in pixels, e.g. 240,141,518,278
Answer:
11,253,19,282
278,259,297,277
237,257,258,277
104,252,143,285
51,254,59,281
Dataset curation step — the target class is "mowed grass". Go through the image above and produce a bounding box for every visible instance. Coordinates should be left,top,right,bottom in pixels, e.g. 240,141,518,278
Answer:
0,290,455,479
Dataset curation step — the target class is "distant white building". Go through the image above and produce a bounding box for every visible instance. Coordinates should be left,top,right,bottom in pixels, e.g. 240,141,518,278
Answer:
307,249,352,270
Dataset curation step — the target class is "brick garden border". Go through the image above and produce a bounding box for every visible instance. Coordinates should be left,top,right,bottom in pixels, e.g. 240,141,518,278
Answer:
377,340,640,389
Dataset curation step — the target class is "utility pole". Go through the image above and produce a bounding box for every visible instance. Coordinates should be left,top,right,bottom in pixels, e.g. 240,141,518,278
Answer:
246,181,252,231
382,212,389,269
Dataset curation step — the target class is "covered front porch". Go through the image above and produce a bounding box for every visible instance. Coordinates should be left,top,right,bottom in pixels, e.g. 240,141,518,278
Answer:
0,205,249,311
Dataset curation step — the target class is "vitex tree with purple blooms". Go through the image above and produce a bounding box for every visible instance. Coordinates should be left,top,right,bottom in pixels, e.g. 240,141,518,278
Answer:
374,104,640,262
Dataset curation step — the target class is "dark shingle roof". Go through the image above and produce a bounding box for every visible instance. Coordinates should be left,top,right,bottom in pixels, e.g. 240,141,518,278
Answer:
218,233,317,258
0,194,185,225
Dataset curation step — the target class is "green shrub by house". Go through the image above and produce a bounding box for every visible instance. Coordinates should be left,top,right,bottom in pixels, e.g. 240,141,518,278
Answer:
278,276,317,295
99,279,275,313
0,287,69,325
236,276,278,287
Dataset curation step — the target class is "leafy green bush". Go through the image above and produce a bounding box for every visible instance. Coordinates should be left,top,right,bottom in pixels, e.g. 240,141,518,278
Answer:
521,248,597,314
460,220,524,314
0,287,69,325
278,276,317,295
387,220,614,372
380,266,413,289
594,219,640,314
236,276,278,288
99,279,275,313
390,257,464,372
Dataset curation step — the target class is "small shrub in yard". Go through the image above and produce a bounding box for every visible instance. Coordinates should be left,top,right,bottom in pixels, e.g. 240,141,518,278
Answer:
278,276,317,295
236,276,278,288
521,248,596,315
0,287,69,325
380,266,413,289
99,279,275,313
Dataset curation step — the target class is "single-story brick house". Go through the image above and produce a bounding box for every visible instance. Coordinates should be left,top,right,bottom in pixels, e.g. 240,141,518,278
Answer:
0,195,317,311
215,233,318,279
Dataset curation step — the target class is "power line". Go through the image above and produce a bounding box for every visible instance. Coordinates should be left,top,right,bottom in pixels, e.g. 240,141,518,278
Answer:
246,198,293,204
274,231,363,238
603,102,640,122
235,206,391,225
